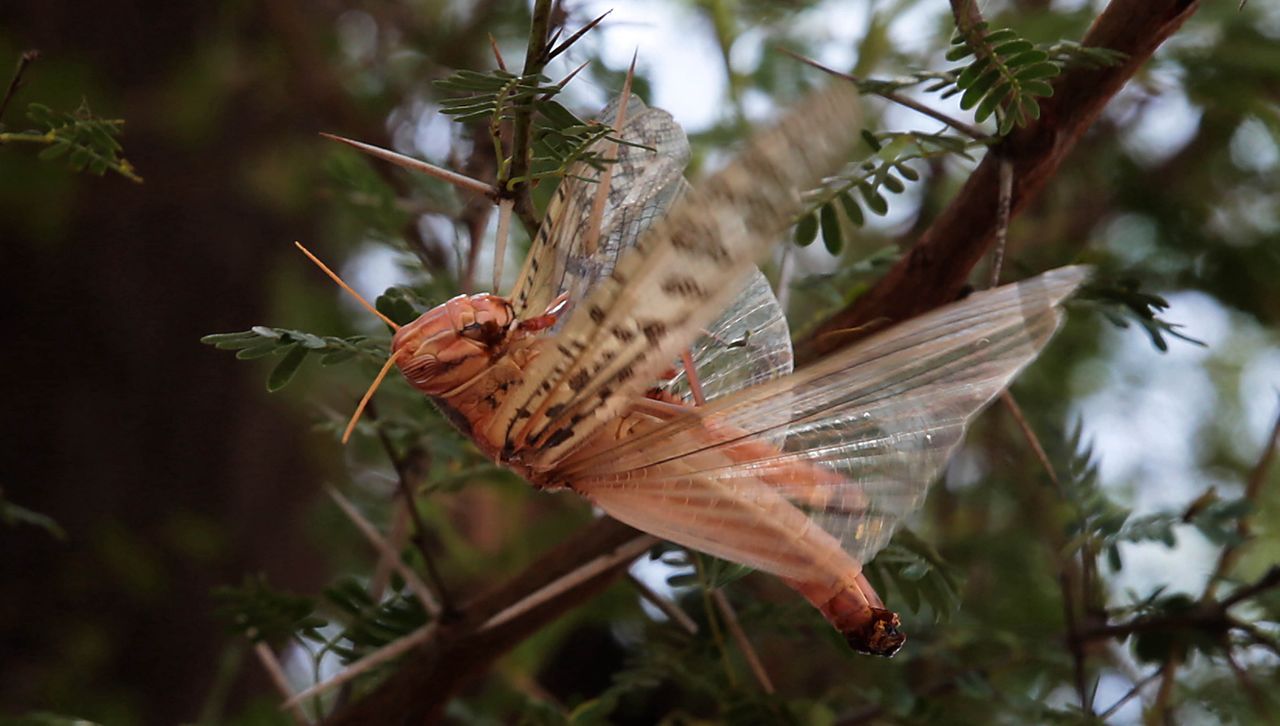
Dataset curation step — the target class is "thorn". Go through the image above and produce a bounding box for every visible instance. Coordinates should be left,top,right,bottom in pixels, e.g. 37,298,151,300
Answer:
320,133,496,198
546,10,613,62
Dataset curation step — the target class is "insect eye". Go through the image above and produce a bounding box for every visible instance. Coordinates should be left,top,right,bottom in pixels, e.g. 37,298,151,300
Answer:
460,321,503,346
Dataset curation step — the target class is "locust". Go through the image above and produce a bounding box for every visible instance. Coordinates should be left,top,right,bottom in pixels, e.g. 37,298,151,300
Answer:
311,80,1086,657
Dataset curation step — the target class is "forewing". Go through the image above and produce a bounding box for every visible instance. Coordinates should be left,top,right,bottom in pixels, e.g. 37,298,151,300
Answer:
494,83,863,468
561,267,1088,573
509,97,690,321
663,267,794,404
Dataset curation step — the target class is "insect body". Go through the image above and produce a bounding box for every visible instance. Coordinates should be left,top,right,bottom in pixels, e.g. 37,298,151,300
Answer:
345,83,1086,655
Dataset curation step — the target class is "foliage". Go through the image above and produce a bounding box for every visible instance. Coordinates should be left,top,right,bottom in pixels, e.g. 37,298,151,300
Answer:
8,0,1280,724
0,101,141,182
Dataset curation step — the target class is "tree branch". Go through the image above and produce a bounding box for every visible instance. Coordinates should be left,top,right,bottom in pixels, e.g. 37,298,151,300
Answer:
323,517,646,724
796,0,1203,364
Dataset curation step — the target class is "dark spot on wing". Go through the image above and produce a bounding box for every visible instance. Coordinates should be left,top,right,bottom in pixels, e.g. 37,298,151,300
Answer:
642,321,667,344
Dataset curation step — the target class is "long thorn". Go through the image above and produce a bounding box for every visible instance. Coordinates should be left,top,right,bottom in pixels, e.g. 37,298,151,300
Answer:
326,486,441,616
294,241,399,331
580,52,637,258
546,10,613,62
281,624,437,709
254,642,311,724
493,198,513,293
320,133,496,198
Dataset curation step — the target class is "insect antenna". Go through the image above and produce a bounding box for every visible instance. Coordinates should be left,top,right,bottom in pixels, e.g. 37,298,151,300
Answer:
294,241,400,331
293,241,404,443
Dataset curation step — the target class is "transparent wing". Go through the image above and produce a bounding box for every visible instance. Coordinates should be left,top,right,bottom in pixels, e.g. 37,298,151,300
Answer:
560,267,1088,574
509,97,689,321
494,84,863,467
663,267,794,404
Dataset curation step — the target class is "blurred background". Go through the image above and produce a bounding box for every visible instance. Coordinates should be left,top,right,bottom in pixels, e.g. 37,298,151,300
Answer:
2,1,1279,724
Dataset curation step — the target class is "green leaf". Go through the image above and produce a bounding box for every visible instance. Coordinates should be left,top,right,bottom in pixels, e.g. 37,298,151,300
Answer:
975,81,1013,123
1023,79,1056,97
794,213,819,247
819,202,843,254
993,40,1035,58
858,183,889,215
839,192,865,227
267,345,308,391
960,68,1002,111
235,342,281,360
955,57,993,90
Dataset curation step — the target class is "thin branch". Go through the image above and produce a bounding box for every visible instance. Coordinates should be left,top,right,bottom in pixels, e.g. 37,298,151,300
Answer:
365,403,455,615
504,0,554,229
626,573,698,634
1224,648,1269,717
1098,666,1164,721
0,50,38,125
777,47,988,141
1204,400,1280,599
481,535,656,631
1001,392,1061,489
711,589,775,694
282,623,438,709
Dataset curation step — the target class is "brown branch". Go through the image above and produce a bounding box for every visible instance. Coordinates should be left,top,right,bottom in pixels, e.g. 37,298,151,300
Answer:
0,49,38,125
1204,401,1280,600
796,0,1203,364
503,0,553,233
323,517,645,724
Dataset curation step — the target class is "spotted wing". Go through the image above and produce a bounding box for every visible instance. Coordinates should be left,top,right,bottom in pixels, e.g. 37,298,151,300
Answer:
557,267,1087,579
493,83,863,468
509,96,690,322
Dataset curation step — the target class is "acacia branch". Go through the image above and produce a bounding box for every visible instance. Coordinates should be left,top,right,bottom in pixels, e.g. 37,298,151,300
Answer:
323,517,645,724
796,0,1202,363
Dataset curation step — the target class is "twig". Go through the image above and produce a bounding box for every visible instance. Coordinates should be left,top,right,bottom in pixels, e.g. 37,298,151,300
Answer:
1152,652,1181,725
711,589,775,694
1204,401,1280,599
281,623,438,709
325,486,441,616
626,573,698,634
1224,648,1269,716
777,47,988,141
365,403,455,615
1001,392,1061,489
254,642,311,725
1098,666,1164,721
0,50,38,125
989,157,1013,288
505,0,554,231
